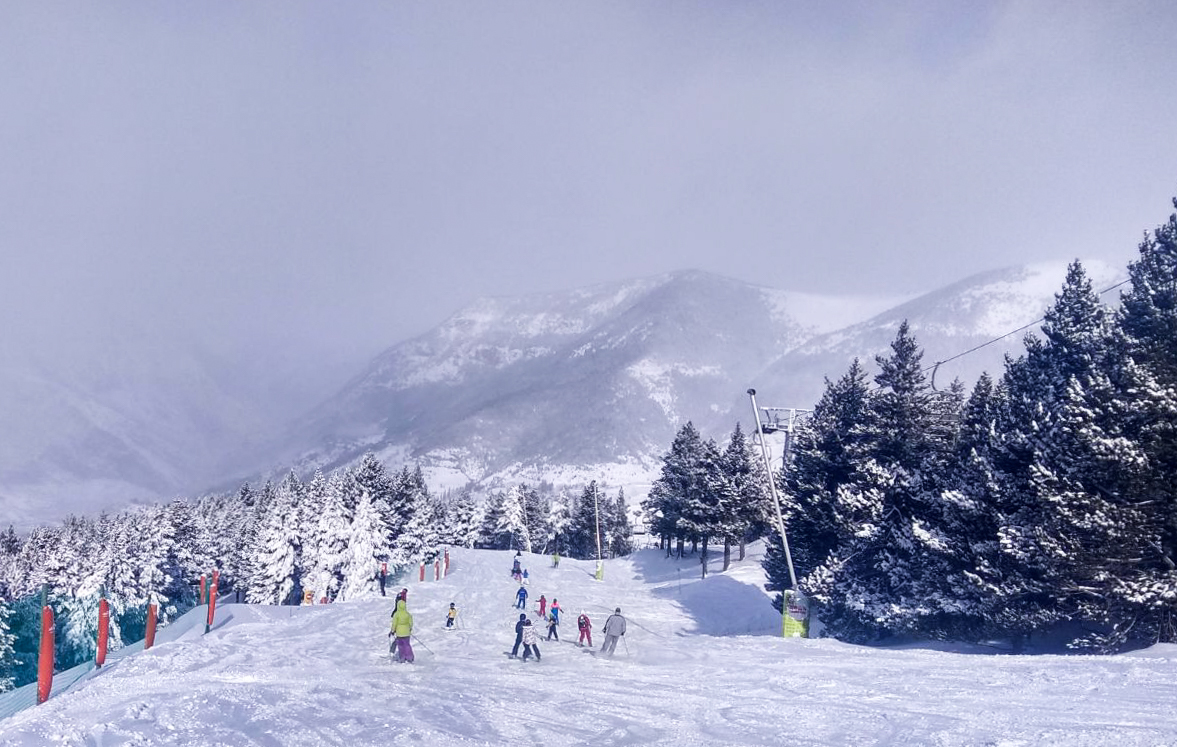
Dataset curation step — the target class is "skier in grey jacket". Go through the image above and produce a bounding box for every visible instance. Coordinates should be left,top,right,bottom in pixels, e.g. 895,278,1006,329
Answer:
601,607,626,656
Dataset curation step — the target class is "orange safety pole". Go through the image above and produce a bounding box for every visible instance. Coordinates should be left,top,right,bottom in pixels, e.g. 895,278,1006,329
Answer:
435,559,441,580
205,571,220,634
444,549,450,576
96,598,110,667
144,604,158,650
419,561,425,582
36,606,54,704
199,574,207,606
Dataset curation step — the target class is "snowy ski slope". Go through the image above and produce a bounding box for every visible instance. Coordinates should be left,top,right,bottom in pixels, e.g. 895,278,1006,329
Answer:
1,545,1175,746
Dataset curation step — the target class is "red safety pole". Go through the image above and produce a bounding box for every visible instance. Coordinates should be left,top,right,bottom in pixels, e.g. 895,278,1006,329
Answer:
419,561,425,582
199,574,207,606
444,549,450,576
205,571,220,634
144,603,158,650
435,559,441,580
36,606,54,704
96,598,110,667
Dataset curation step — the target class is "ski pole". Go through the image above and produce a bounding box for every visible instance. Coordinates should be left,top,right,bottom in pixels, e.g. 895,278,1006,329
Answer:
412,635,435,655
623,636,630,656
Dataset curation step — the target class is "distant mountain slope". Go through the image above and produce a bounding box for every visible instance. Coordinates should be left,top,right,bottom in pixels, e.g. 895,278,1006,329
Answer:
0,261,1128,526
747,260,1128,411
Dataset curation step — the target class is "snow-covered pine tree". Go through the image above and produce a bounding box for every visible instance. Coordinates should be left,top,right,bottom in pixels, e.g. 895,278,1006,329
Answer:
804,322,960,641
0,601,15,693
1113,202,1177,645
677,437,723,577
354,454,396,554
606,488,634,557
523,486,552,555
392,472,444,566
716,423,767,569
643,422,708,558
339,487,386,600
496,485,531,553
441,490,480,548
248,478,303,606
476,490,508,550
766,360,871,612
131,505,181,620
991,262,1135,646
567,481,608,561
310,470,352,602
547,492,573,555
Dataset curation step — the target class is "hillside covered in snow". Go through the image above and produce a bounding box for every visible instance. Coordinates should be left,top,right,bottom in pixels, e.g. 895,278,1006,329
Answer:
1,544,1174,746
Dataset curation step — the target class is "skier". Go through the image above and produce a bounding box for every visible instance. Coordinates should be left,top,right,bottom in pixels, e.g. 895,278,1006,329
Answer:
547,599,561,640
396,588,408,603
515,585,528,609
577,611,592,647
601,606,626,656
551,551,560,568
521,616,541,662
522,568,530,585
511,554,522,578
389,598,414,663
538,594,547,619
445,602,458,629
510,613,526,658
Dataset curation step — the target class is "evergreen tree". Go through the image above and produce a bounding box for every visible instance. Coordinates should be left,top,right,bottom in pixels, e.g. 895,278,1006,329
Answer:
310,470,351,602
804,322,961,640
496,486,531,553
248,479,303,605
476,491,509,550
769,360,871,611
523,486,552,554
441,490,480,548
339,487,386,600
606,488,634,557
643,422,708,558
567,481,608,561
0,601,15,692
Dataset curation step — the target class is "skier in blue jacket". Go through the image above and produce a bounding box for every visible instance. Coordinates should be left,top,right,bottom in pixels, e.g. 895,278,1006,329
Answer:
515,585,528,609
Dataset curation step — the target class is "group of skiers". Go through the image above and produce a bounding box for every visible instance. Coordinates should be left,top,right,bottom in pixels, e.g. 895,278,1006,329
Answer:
505,551,628,660
389,550,628,666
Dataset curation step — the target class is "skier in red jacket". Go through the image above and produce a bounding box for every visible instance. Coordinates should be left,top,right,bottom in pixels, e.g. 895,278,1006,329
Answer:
577,611,592,647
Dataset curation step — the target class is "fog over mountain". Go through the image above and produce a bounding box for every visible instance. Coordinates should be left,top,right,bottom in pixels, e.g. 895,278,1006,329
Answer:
0,260,1134,529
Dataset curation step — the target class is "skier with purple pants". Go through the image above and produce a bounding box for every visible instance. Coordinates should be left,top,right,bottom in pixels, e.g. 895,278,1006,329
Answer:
389,598,415,663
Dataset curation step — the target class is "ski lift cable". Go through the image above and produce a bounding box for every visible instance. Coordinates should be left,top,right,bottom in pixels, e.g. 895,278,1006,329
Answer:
922,277,1131,378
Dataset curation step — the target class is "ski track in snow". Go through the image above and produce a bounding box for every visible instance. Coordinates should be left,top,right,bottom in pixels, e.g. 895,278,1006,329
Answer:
2,546,1176,746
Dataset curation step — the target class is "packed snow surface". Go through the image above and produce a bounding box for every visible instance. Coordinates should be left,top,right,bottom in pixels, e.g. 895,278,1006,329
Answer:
3,545,1175,746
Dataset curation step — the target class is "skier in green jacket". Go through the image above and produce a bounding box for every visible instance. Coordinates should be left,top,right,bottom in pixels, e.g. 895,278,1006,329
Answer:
389,598,415,663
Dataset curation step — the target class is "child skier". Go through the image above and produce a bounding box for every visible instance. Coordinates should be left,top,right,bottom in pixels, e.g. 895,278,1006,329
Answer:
538,594,547,619
577,611,592,647
551,551,560,568
521,616,541,661
547,599,561,640
389,598,414,663
510,613,526,657
445,602,458,629
515,585,528,609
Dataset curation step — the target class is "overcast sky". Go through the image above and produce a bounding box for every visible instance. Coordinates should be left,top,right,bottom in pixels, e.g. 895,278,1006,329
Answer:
2,1,1175,385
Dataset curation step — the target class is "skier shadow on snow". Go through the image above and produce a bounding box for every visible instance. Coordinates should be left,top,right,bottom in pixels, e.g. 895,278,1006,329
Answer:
629,551,782,638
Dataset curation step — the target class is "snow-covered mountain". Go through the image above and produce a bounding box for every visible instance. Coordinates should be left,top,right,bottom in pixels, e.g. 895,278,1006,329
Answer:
0,262,1128,527
747,260,1128,413
278,270,897,492
277,263,1124,496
